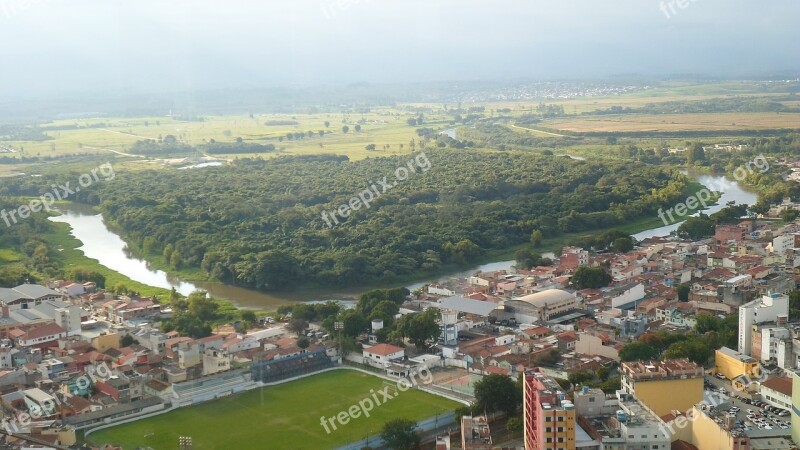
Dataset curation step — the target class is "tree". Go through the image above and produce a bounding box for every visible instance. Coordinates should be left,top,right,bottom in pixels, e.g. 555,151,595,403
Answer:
611,237,634,253
694,313,722,334
530,229,543,248
297,336,310,349
506,417,522,434
474,374,521,414
324,121,330,128
664,339,712,365
365,143,377,151
354,124,361,132
406,118,417,126
241,310,257,324
781,209,799,223
121,334,138,347
341,125,350,134
288,319,308,336
790,290,800,321
686,142,706,164
677,214,715,240
396,308,441,349
532,348,562,367
570,266,612,289
676,284,690,302
380,418,420,450
619,341,659,362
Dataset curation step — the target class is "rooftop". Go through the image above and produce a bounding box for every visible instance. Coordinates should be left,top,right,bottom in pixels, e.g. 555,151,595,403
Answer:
760,376,792,397
621,358,703,380
513,289,574,308
716,346,757,363
437,296,499,316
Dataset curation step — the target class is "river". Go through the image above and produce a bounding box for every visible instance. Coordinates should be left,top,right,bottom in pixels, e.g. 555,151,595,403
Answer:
48,172,756,309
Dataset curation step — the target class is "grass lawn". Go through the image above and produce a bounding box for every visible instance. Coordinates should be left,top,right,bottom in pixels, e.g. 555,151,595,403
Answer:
88,370,461,450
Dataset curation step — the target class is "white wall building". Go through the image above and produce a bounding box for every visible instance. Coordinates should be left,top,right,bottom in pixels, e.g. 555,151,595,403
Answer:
738,293,789,355
608,283,646,309
759,376,792,410
362,343,405,366
770,234,795,255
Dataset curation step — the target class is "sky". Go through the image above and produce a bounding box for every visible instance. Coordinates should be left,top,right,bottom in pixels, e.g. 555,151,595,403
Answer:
0,0,798,98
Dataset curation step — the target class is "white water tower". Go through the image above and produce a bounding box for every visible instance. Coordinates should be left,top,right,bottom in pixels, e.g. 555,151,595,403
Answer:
371,319,384,332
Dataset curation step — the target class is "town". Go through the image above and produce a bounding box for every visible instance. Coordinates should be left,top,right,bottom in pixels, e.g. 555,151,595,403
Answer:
1,181,800,449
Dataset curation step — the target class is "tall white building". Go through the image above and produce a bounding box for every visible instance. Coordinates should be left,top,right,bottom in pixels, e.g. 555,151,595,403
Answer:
739,292,789,355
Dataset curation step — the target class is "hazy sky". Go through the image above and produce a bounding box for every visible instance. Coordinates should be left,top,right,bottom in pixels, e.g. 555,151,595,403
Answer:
1,0,798,98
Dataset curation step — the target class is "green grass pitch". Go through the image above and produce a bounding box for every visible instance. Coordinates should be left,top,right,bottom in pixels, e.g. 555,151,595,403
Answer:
88,369,461,450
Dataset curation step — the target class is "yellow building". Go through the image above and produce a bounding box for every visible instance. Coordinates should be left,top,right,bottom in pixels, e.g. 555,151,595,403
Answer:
791,371,800,445
715,346,760,383
664,406,750,450
90,332,120,353
620,359,704,417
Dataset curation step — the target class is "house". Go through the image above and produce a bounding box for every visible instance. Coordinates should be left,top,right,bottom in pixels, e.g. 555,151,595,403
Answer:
23,387,58,417
10,322,66,349
362,343,405,366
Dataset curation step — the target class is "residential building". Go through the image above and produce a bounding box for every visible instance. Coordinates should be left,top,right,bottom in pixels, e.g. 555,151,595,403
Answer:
715,225,746,243
620,359,703,416
738,292,789,355
523,368,576,450
580,391,671,450
461,414,492,450
23,388,58,417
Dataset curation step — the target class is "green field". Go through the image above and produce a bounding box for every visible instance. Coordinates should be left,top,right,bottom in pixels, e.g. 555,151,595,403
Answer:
88,370,461,450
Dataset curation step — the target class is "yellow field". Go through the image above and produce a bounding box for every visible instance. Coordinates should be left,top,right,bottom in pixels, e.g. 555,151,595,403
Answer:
5,110,449,161
541,112,800,133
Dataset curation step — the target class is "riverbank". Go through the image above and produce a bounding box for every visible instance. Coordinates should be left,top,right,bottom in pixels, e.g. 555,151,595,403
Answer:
29,170,756,311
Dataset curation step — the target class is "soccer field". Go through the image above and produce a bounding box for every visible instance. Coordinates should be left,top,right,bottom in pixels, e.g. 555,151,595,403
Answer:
88,370,461,450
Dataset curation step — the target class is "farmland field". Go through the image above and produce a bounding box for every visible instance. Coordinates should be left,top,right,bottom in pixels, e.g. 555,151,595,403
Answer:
87,370,461,450
540,112,800,133
3,111,437,161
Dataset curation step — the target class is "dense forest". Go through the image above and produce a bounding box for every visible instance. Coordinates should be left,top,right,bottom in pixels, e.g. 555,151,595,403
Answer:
33,150,685,290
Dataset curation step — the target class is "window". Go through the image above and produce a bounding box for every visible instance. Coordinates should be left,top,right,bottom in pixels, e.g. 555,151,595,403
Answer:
589,397,595,402
545,417,552,422
557,427,564,432
557,416,564,421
